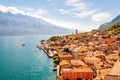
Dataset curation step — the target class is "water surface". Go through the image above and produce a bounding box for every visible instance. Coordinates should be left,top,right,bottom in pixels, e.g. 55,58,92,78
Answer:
0,35,55,80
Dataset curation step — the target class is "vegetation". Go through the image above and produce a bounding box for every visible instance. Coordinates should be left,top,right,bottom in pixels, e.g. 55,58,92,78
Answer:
92,29,98,34
53,54,60,64
56,75,61,80
63,48,70,53
65,35,69,39
107,22,120,35
49,36,61,41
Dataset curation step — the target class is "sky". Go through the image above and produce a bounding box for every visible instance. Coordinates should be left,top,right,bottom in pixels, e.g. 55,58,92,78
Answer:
0,0,120,31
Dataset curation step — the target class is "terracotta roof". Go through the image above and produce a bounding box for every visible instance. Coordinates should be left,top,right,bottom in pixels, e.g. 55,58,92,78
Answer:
93,51,105,56
106,54,119,60
88,42,94,46
84,57,101,63
73,46,88,52
70,60,85,66
58,53,73,58
108,60,120,76
60,60,69,66
62,67,93,72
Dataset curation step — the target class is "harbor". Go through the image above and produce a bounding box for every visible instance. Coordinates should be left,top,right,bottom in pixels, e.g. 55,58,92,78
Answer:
36,40,54,58
37,40,61,80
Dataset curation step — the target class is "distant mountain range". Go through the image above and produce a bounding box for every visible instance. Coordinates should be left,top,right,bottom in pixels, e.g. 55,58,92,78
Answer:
0,11,73,36
99,15,120,29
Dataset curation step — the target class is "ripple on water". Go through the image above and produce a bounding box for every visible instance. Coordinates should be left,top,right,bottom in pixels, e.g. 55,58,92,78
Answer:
0,36,56,80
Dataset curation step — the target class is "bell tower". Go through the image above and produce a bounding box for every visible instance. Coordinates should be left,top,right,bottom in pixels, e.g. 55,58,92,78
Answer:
75,29,78,39
75,29,78,35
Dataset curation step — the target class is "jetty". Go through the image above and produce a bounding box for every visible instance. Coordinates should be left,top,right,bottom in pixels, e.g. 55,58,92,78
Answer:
37,40,53,58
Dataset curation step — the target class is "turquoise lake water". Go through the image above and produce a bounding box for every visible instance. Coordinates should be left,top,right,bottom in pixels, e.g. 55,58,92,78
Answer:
0,36,56,80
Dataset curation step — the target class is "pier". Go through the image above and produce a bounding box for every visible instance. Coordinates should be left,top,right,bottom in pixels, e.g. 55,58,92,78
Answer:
36,41,53,58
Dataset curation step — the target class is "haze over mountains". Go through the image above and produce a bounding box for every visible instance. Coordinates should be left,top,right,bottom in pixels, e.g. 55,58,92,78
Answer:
0,10,120,36
0,11,72,36
99,15,120,29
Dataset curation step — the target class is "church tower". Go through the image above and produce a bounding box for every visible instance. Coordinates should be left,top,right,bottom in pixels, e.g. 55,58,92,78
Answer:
75,29,78,39
75,29,78,35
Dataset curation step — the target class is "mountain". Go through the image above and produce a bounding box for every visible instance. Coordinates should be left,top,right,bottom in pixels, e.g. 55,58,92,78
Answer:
99,15,120,29
0,11,72,36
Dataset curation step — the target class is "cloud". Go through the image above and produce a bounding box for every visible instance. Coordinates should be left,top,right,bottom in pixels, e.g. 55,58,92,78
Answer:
0,5,25,15
0,5,77,30
73,10,96,18
44,18,99,31
66,0,86,9
92,12,111,21
59,9,70,14
0,5,46,17
59,0,96,18
32,9,46,15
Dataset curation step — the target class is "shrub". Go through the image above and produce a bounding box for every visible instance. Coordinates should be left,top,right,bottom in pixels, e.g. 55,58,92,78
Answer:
49,36,61,41
53,54,60,64
63,48,70,53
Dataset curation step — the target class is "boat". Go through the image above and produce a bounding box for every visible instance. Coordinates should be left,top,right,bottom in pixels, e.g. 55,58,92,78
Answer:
22,44,26,46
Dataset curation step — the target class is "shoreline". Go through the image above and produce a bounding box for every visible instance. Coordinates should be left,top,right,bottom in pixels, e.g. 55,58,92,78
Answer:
36,43,53,58
37,41,59,80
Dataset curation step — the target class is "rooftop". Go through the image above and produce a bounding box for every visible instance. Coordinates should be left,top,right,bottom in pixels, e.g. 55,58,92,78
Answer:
70,60,85,66
58,53,73,58
60,60,69,66
61,67,93,72
107,59,120,76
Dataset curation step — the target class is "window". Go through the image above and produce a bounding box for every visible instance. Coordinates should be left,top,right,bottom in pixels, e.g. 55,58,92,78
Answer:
65,78,70,80
77,78,82,80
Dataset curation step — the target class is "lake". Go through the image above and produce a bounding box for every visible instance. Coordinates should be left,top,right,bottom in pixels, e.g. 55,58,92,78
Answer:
0,35,56,80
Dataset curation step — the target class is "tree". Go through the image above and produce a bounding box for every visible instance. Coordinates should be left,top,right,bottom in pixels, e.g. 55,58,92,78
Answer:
53,54,60,64
53,56,59,60
63,48,70,53
53,58,59,64
49,36,61,41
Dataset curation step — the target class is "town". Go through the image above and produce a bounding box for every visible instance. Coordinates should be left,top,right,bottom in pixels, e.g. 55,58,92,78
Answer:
37,22,120,80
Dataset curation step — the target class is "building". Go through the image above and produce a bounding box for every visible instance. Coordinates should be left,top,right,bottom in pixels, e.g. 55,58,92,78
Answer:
75,29,79,39
84,56,102,69
105,60,120,80
107,36,116,44
72,46,88,59
58,53,73,61
61,67,93,80
70,60,85,67
60,60,70,68
93,51,106,60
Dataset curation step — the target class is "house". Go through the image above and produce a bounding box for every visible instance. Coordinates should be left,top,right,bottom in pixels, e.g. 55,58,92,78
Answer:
58,53,73,61
60,60,70,68
70,60,85,67
105,60,120,80
93,51,106,60
56,41,62,46
107,36,116,44
69,44,77,51
72,46,88,59
106,53,119,61
116,35,120,41
88,42,94,46
84,56,102,69
98,44,108,52
88,46,96,51
49,41,55,46
61,67,93,80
